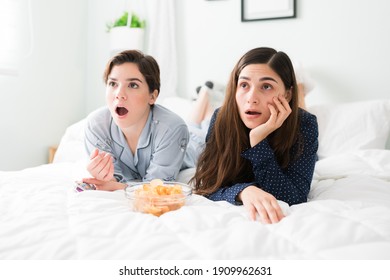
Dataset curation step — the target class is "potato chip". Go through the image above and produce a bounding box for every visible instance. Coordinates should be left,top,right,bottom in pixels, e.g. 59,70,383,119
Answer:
150,178,164,188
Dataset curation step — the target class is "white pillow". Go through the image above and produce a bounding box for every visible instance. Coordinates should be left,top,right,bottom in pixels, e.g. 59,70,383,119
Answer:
308,99,390,159
53,119,88,163
158,96,193,121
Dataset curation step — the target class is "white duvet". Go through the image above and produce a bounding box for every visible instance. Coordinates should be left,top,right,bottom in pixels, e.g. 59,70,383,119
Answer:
1,149,390,260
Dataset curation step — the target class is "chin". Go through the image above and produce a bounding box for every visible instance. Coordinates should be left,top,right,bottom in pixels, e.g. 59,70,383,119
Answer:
244,120,265,130
243,121,256,129
112,116,126,127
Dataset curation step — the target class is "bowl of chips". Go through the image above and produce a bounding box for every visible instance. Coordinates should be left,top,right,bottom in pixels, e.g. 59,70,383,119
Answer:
124,179,192,217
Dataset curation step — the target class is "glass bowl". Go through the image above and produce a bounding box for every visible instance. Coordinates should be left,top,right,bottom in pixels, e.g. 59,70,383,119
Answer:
124,180,192,217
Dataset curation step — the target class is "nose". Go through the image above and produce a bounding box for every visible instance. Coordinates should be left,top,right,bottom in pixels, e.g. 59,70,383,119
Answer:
115,86,127,100
247,88,258,104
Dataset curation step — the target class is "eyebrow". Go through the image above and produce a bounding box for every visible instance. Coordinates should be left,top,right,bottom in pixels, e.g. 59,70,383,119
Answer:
108,77,143,83
239,76,278,83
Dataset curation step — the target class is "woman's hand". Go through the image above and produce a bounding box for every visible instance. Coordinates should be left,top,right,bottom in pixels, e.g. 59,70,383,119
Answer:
249,95,292,147
238,185,285,224
82,177,126,191
87,148,114,181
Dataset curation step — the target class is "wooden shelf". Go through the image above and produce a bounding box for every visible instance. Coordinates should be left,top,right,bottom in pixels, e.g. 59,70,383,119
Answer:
48,146,58,163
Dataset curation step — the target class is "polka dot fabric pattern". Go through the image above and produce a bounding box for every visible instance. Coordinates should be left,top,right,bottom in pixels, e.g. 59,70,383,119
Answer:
206,109,318,206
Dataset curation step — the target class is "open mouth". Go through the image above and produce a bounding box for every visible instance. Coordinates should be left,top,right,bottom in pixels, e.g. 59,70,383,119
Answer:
245,110,260,115
116,106,129,116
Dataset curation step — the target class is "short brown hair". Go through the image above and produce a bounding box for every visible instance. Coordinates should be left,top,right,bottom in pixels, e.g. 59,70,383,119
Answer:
103,50,160,95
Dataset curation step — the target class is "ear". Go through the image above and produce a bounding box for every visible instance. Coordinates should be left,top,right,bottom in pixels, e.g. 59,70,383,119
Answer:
285,87,293,102
149,90,158,105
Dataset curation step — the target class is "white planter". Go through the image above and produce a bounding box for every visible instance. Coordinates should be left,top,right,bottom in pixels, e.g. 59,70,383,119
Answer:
109,27,145,54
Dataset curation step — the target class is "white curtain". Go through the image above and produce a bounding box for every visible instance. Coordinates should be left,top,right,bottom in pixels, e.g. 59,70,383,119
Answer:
143,0,177,98
0,0,33,76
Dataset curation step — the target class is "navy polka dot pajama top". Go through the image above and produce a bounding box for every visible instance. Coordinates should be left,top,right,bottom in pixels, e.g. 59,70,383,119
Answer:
205,108,319,206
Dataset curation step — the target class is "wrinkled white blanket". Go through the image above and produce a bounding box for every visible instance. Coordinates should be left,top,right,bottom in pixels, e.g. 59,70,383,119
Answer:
1,150,390,259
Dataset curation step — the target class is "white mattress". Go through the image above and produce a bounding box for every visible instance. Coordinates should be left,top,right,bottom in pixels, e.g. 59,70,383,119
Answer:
1,149,390,259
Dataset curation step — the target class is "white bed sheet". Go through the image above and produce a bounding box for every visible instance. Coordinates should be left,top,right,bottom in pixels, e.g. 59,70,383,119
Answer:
1,150,390,260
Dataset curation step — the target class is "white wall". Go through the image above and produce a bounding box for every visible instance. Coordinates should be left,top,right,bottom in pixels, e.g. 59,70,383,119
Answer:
176,0,390,107
0,0,87,171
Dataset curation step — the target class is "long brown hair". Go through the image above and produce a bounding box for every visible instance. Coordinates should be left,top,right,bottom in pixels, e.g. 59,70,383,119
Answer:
192,47,300,195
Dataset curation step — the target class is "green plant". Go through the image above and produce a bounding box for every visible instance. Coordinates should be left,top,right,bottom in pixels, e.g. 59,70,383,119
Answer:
106,11,145,32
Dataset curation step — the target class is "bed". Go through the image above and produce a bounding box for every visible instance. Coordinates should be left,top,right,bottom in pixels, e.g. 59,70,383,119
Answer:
1,98,390,260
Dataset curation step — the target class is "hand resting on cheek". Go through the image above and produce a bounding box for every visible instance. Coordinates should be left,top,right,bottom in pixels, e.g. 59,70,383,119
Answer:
249,95,292,147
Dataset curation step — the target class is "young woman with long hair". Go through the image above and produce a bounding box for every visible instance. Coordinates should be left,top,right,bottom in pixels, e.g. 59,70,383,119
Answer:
190,47,319,224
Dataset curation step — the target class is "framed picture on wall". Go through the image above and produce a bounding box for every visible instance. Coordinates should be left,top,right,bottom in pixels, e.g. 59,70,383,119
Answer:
241,0,296,22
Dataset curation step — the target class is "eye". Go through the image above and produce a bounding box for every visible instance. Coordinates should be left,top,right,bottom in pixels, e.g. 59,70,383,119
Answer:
108,81,117,87
238,81,249,89
129,82,139,89
262,84,273,90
